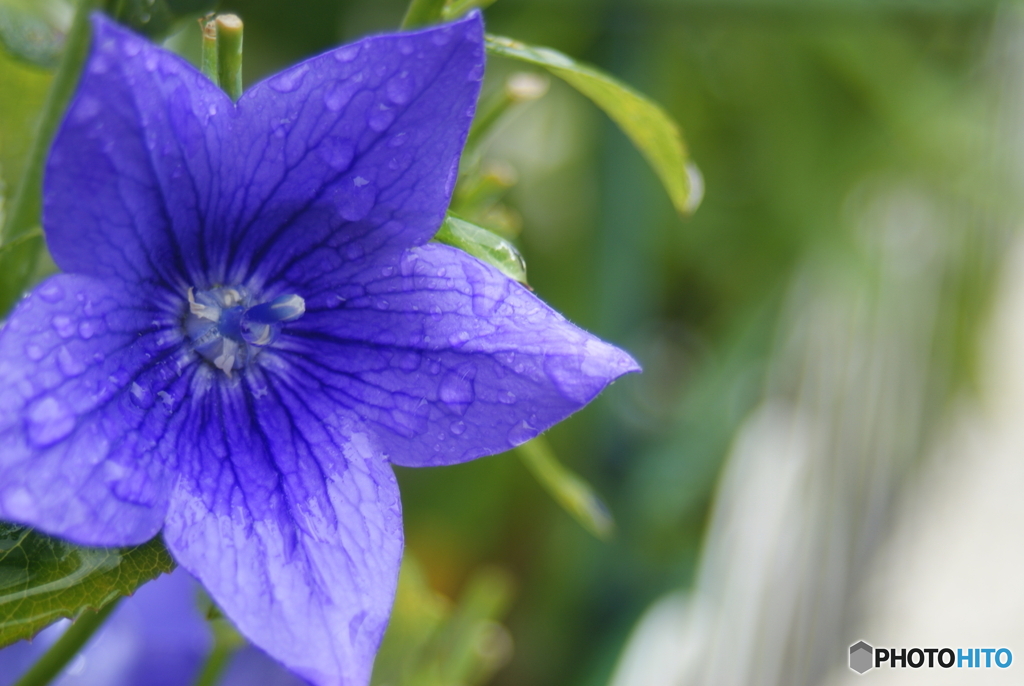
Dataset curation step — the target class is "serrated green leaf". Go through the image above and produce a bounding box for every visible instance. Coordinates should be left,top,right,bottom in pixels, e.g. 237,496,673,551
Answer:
435,213,527,284
485,34,703,215
0,523,175,648
516,436,615,540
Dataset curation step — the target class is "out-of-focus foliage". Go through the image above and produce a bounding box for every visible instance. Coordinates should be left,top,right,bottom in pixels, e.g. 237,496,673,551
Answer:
373,556,514,686
0,1,66,68
485,33,701,215
0,524,174,647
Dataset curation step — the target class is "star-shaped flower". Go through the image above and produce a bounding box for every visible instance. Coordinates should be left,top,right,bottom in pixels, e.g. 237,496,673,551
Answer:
0,12,638,685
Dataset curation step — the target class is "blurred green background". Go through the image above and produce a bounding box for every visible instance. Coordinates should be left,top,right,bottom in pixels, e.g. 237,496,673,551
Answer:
0,0,1013,685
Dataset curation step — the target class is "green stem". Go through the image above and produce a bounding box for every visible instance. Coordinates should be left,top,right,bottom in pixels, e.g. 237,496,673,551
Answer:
0,0,102,316
12,600,121,686
192,619,244,686
215,14,243,101
401,0,447,29
200,18,219,86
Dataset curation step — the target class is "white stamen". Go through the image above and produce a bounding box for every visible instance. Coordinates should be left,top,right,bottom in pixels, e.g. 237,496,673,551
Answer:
188,288,221,321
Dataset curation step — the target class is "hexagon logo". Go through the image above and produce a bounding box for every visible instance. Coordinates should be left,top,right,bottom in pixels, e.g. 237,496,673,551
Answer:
850,641,874,674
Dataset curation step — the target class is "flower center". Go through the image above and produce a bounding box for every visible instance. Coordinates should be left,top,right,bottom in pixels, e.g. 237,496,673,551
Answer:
184,286,305,377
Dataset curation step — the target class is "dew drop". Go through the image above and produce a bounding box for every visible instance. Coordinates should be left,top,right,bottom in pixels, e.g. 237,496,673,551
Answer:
345,243,365,261
389,132,408,148
432,30,452,46
507,420,538,446
334,176,377,222
269,65,309,93
467,63,485,82
79,320,102,339
318,137,355,171
25,344,44,361
72,96,101,123
27,396,75,447
450,420,466,435
324,80,359,112
499,390,517,405
368,106,396,132
334,44,360,62
429,305,443,321
381,266,395,277
375,299,390,310
52,315,76,338
438,366,476,414
386,72,413,105
398,39,414,56
37,282,64,303
57,347,86,377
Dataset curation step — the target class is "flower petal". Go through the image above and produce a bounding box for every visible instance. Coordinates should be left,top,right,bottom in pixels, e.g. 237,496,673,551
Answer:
0,275,188,545
224,12,484,290
163,382,403,686
44,14,231,290
279,243,640,467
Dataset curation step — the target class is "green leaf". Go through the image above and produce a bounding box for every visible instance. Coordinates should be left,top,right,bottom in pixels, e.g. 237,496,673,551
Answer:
516,436,615,540
435,213,527,284
0,226,42,315
484,34,703,215
0,523,175,648
441,0,499,21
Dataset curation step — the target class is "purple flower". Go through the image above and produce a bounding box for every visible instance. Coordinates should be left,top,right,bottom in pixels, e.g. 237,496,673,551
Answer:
0,12,638,686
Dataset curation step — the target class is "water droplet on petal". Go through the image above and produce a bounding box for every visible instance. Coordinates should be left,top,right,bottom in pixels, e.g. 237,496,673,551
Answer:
269,64,309,93
24,344,44,361
57,347,86,377
450,420,466,436
319,137,355,171
438,366,476,415
52,315,75,338
368,105,396,132
72,96,101,123
389,132,408,147
386,71,413,105
324,80,359,111
334,44,360,62
27,396,75,447
79,320,101,339
375,299,389,310
432,30,452,46
37,282,64,303
345,243,365,261
507,420,538,446
334,176,377,221
467,63,485,82
499,390,517,404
